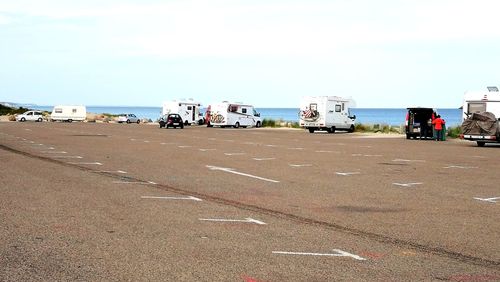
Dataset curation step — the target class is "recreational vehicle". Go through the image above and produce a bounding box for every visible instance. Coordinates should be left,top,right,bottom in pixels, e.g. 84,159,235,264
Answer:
461,87,500,146
299,96,356,133
162,100,204,125
50,105,86,122
207,102,262,128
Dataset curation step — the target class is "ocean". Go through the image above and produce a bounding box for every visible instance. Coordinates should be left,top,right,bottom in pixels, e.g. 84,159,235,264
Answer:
30,106,462,126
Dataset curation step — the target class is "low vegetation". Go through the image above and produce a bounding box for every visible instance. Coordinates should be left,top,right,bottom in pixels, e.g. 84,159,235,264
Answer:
0,104,30,115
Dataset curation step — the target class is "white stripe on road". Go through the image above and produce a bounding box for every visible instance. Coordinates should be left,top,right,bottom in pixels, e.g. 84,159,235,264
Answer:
206,165,279,183
473,197,499,203
141,196,202,201
272,249,366,261
393,182,422,187
199,217,266,225
68,162,102,165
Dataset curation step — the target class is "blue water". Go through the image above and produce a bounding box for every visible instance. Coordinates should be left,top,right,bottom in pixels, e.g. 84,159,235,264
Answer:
30,106,462,126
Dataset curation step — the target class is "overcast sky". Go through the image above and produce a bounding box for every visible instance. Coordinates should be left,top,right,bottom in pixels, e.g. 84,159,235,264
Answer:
1,0,499,108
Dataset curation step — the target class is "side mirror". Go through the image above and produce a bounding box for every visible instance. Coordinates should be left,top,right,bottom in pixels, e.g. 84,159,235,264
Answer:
349,115,356,120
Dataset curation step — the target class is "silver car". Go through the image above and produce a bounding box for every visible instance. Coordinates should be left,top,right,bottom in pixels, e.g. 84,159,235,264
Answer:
117,113,140,124
16,110,44,122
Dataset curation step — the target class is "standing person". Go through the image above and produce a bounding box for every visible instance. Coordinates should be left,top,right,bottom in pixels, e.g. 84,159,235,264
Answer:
432,115,445,141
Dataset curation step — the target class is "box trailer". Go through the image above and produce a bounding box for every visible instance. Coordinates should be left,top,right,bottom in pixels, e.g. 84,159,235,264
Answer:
162,100,204,125
50,105,86,122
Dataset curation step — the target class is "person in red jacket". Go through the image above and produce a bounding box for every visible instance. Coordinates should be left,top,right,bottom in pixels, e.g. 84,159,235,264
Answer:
432,115,445,141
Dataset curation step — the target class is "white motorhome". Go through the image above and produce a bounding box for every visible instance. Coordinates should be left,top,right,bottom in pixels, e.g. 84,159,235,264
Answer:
299,96,356,133
207,102,262,128
461,87,500,146
50,105,86,122
162,100,204,125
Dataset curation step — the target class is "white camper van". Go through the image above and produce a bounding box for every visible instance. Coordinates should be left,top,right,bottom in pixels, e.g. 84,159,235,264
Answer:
50,105,86,122
162,100,204,125
299,96,356,133
460,87,500,146
207,102,262,128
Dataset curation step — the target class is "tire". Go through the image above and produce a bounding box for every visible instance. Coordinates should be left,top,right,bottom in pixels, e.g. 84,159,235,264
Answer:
180,124,184,129
256,121,261,128
126,120,131,124
20,117,26,122
477,141,486,147
406,134,411,140
68,119,73,123
37,118,43,122
234,122,240,128
308,128,315,133
136,120,140,124
348,125,354,133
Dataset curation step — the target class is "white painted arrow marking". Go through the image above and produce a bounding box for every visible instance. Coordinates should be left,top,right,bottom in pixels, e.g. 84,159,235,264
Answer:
52,155,83,159
289,164,313,167
141,195,202,201
252,157,276,161
206,165,279,183
393,182,422,187
443,165,478,169
473,197,500,203
272,249,366,261
199,217,266,225
68,162,102,165
225,152,246,156
336,172,360,176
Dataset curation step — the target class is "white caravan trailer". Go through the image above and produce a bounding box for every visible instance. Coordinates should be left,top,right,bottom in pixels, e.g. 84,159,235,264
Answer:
207,102,262,128
460,86,500,146
50,105,86,122
299,96,356,133
162,100,204,125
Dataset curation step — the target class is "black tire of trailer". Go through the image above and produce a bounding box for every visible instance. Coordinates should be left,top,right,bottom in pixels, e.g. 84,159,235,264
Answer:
477,141,486,147
327,127,336,133
234,122,240,128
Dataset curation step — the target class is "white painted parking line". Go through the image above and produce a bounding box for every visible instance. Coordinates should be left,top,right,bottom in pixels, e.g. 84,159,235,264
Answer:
272,249,366,261
265,144,278,147
393,182,422,187
199,217,266,225
141,196,202,201
252,157,276,161
206,165,280,183
225,152,246,156
199,148,216,152
473,197,499,203
443,165,478,169
68,162,103,165
392,159,426,162
144,140,150,143
315,150,339,154
40,151,67,154
352,154,383,157
52,155,83,159
99,170,127,174
287,147,304,150
178,145,192,148
113,181,157,185
289,164,312,167
336,172,360,176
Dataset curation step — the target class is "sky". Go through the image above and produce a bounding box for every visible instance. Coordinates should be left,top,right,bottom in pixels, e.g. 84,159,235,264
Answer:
1,0,500,108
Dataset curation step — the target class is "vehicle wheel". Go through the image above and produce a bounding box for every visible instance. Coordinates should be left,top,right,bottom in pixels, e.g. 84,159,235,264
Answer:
406,134,411,139
348,125,354,133
180,124,184,129
68,119,73,123
126,119,131,124
329,127,336,133
256,121,261,128
37,118,43,122
20,117,26,122
308,128,315,133
136,120,140,124
477,141,486,147
198,119,204,125
234,122,240,128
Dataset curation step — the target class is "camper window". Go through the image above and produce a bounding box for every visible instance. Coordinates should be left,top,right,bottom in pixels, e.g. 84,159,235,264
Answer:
468,103,486,114
72,109,77,113
335,105,341,112
242,108,247,114
342,103,345,111
229,105,238,112
55,108,62,113
187,106,192,110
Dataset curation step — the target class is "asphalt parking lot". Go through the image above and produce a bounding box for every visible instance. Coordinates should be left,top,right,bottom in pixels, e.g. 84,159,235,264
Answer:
1,122,499,281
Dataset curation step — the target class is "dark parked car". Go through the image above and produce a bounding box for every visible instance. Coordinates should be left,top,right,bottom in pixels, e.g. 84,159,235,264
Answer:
159,114,184,129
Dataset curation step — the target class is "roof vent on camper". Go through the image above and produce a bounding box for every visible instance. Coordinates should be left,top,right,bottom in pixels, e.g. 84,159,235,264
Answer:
487,86,499,92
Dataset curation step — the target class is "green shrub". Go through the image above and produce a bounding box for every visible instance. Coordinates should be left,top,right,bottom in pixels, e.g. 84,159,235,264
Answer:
262,118,276,127
446,126,461,138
